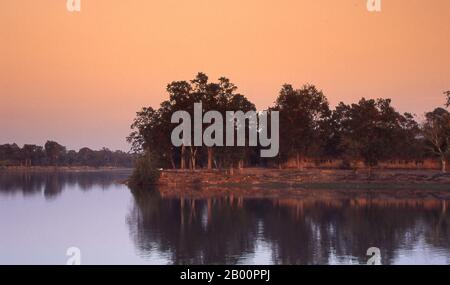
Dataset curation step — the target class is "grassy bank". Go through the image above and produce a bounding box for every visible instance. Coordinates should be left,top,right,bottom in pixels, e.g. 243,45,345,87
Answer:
157,168,450,190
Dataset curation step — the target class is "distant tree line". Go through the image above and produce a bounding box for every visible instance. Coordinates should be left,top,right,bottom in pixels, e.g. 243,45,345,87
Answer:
128,73,450,173
0,141,134,168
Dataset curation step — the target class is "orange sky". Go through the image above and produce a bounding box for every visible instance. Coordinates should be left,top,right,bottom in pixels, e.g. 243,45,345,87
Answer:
1,0,449,151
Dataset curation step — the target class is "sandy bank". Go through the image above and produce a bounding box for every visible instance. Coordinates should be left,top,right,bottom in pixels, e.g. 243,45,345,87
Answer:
158,168,450,189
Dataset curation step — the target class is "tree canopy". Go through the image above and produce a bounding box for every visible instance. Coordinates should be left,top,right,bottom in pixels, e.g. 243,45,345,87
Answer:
128,72,448,172
0,141,134,168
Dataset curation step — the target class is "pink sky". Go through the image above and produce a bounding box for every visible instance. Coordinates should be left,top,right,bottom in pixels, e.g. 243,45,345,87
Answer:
1,0,449,151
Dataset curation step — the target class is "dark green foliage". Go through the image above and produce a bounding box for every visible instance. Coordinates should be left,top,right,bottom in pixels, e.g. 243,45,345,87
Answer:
331,98,422,167
127,74,449,170
128,72,257,171
422,107,450,172
44,141,66,166
0,141,134,167
128,151,161,188
272,84,331,167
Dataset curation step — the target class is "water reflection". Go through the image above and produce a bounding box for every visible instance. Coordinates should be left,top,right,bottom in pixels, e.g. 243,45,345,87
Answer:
127,188,450,265
0,170,130,199
0,171,449,264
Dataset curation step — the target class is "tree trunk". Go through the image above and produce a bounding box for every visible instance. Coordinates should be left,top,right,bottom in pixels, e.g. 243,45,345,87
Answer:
238,159,244,174
189,147,197,170
441,157,446,173
191,157,196,170
296,152,300,169
207,147,213,170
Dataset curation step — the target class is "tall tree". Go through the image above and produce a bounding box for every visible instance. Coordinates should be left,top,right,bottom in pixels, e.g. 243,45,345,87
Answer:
22,144,44,167
272,84,330,169
216,93,256,173
44,141,66,166
0,144,22,165
127,106,174,169
422,107,450,172
167,80,194,169
187,73,210,170
203,76,250,170
334,98,420,170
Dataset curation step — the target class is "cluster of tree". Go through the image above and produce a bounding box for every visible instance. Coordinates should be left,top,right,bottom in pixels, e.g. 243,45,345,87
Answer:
128,72,450,172
127,72,256,173
0,141,135,168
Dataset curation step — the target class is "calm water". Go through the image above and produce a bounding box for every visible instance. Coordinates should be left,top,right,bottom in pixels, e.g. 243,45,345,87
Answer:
0,170,450,265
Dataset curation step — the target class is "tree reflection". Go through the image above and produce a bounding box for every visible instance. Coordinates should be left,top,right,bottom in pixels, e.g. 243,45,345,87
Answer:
127,188,260,264
0,171,129,199
127,188,450,265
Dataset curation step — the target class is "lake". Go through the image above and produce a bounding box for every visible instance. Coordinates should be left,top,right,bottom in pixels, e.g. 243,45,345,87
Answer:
0,170,449,265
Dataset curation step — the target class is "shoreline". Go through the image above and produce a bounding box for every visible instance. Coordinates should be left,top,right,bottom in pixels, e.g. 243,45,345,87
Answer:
157,168,450,190
0,166,133,173
153,168,450,200
4,166,450,191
